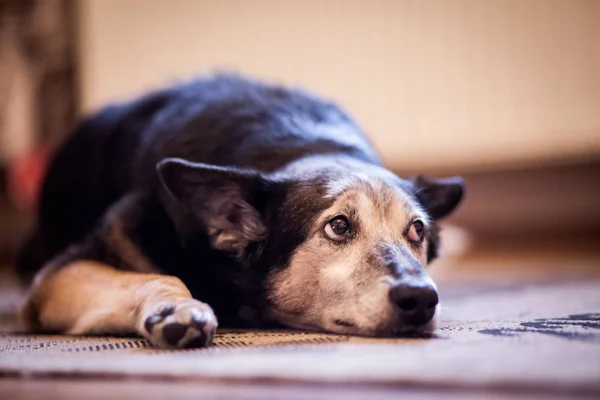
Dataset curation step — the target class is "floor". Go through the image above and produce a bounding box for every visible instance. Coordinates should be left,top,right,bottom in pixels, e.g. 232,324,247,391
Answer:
1,379,551,400
1,237,599,399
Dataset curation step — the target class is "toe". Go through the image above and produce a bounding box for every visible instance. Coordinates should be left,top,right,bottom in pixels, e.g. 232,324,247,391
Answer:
190,309,207,330
144,314,165,334
158,304,175,317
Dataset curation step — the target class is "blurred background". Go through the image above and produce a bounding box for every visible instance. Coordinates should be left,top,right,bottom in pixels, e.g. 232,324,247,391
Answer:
0,0,599,282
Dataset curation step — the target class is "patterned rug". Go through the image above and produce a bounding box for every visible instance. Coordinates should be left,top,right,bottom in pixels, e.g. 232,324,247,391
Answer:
1,279,599,398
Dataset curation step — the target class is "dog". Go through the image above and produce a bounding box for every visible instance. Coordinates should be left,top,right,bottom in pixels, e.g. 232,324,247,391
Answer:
16,74,464,348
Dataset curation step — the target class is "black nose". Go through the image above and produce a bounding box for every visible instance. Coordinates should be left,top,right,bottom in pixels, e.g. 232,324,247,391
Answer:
390,281,439,326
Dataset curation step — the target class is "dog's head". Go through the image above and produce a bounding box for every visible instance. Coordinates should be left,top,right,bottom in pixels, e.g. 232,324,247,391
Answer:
157,156,464,336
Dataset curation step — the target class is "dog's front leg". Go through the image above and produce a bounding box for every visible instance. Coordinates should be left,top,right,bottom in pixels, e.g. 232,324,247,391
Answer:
22,261,218,348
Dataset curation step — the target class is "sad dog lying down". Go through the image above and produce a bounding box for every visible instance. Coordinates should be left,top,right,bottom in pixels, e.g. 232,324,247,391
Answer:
17,74,464,348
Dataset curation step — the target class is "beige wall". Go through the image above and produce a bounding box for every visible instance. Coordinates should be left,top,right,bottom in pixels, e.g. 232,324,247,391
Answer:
77,0,600,173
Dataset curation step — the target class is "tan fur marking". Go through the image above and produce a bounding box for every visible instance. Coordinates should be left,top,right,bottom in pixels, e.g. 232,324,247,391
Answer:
21,261,192,335
104,219,157,273
103,193,157,273
21,261,218,348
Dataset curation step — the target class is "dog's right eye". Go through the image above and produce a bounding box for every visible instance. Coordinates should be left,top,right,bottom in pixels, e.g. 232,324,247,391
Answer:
325,216,349,240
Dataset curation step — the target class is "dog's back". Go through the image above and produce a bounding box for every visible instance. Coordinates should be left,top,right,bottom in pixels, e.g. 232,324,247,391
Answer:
17,74,380,281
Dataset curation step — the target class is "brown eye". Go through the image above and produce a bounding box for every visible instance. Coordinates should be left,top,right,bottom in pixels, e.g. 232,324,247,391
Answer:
325,216,349,240
408,219,425,244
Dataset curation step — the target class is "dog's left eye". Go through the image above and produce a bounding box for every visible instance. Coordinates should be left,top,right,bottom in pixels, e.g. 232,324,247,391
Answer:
325,216,349,240
408,219,425,244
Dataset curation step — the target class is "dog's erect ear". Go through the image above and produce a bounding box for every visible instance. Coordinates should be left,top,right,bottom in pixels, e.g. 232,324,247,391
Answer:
157,157,269,254
412,176,465,220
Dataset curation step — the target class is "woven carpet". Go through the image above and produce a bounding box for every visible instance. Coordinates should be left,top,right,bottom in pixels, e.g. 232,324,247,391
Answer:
1,277,599,398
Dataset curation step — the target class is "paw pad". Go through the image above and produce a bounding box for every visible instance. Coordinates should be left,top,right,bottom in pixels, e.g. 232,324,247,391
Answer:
141,300,217,349
162,323,189,346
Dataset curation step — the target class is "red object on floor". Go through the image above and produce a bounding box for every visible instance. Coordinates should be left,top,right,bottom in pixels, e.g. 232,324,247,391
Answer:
7,146,52,211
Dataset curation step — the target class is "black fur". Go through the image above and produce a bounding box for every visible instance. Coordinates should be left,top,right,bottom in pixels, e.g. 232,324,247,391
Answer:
17,74,462,328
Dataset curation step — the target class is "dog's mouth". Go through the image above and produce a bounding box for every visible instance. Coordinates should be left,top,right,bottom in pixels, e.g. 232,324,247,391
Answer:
326,316,437,339
271,316,438,339
333,319,356,328
268,303,439,338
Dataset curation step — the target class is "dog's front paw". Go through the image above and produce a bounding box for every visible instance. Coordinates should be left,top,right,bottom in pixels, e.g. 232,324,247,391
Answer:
140,299,218,349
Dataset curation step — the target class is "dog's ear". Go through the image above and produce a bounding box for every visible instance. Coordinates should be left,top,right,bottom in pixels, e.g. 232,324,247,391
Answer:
157,157,269,254
412,176,465,220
